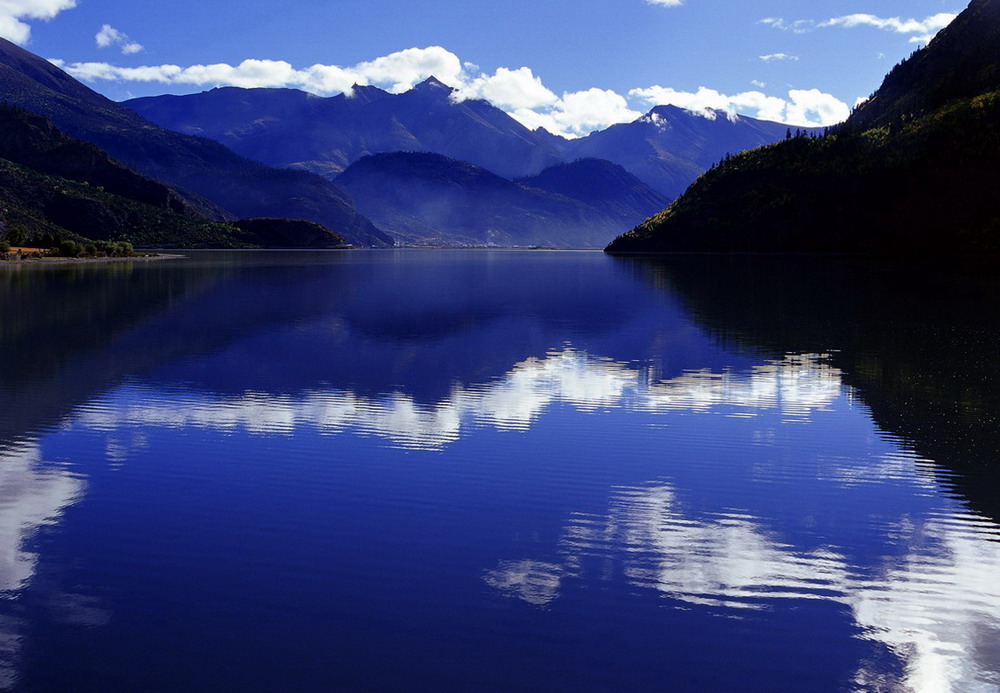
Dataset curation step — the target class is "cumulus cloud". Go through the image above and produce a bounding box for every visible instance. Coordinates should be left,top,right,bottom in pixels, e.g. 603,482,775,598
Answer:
762,12,958,44
509,88,643,138
630,84,849,127
0,0,76,45
459,66,558,110
95,23,143,55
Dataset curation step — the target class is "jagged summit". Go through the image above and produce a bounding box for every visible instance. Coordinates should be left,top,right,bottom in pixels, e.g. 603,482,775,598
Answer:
412,76,454,92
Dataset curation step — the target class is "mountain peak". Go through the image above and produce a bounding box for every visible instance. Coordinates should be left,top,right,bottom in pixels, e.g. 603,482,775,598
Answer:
413,76,453,92
347,83,390,102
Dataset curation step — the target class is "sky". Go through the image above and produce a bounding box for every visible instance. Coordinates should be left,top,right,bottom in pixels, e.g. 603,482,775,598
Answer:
2,0,964,137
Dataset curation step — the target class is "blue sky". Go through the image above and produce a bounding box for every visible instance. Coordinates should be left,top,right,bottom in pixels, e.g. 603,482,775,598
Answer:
4,0,964,136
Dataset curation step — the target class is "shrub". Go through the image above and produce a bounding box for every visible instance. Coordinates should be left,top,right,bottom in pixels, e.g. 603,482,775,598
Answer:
0,240,10,254
55,239,83,257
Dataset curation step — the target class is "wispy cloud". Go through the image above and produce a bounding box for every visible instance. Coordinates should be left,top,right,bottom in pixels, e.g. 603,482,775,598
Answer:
646,0,683,6
0,0,76,45
759,53,798,62
761,12,958,45
95,24,143,55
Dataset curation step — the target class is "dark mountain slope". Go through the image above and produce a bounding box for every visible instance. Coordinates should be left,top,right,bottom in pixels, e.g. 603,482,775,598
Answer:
127,78,567,180
0,37,390,247
337,152,638,247
0,103,207,216
607,0,1000,254
0,106,349,249
0,156,249,248
852,0,1000,127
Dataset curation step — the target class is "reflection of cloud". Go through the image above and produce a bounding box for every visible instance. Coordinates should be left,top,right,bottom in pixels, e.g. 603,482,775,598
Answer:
637,353,841,420
0,443,84,593
493,480,1000,692
0,441,86,688
73,351,842,450
483,560,563,607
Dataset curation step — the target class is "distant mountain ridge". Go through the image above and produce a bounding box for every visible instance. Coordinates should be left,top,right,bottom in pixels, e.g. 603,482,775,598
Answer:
127,78,566,181
607,0,1000,254
337,152,668,247
125,80,816,199
0,37,391,247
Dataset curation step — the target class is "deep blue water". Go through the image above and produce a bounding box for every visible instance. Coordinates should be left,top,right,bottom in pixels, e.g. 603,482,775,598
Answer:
1,250,999,691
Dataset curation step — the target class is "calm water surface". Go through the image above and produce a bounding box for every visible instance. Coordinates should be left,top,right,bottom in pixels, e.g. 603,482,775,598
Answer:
1,250,999,692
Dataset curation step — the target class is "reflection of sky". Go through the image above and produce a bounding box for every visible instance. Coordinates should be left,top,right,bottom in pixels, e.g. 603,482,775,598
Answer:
72,350,842,451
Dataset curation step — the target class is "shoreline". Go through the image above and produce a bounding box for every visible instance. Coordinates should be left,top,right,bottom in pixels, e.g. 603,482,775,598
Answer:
0,252,185,267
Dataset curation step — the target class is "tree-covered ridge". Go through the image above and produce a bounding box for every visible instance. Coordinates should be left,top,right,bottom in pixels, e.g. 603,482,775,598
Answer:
851,0,1000,128
0,156,257,248
0,105,351,250
608,91,1000,253
607,0,1000,254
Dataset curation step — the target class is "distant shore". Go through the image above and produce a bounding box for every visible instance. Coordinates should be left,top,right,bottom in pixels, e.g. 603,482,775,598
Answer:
0,251,185,267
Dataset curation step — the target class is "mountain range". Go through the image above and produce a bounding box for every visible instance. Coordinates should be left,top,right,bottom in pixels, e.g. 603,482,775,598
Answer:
607,0,1000,254
127,79,818,202
1,32,816,249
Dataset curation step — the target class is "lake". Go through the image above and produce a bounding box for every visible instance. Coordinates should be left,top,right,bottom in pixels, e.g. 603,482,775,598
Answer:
1,250,998,692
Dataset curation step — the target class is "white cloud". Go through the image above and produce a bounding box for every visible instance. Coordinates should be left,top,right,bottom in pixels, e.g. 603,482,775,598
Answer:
0,0,76,45
818,12,957,35
759,53,798,62
630,84,849,127
95,23,143,55
458,66,558,110
759,17,814,33
762,12,958,43
510,88,643,138
646,0,682,6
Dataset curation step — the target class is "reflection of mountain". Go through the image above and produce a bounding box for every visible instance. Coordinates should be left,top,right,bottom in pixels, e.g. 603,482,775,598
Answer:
0,251,745,446
486,479,1000,692
623,255,1000,521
